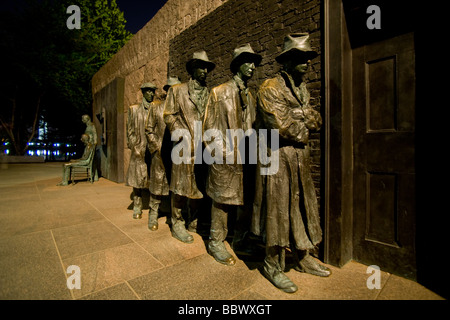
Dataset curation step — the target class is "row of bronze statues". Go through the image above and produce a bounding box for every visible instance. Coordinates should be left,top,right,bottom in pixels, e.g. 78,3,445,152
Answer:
63,33,331,294
126,33,331,293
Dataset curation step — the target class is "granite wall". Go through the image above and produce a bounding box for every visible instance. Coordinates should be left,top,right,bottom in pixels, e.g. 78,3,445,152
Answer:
92,0,230,182
168,0,322,198
92,0,322,194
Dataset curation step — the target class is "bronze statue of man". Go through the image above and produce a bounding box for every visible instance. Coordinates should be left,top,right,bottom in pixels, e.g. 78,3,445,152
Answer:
252,33,330,293
163,76,181,93
143,77,181,231
164,51,215,243
56,133,94,186
82,114,97,146
126,83,157,219
203,44,262,265
82,114,98,181
144,95,170,231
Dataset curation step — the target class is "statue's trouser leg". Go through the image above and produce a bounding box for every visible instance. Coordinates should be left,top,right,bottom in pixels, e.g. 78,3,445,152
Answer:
148,194,161,231
291,246,306,266
208,201,235,266
232,204,251,248
170,194,193,243
187,198,200,232
171,194,186,225
265,246,285,272
62,164,71,185
209,201,228,246
133,188,143,219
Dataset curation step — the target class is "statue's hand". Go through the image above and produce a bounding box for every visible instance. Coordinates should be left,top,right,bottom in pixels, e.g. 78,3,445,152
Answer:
290,108,305,120
133,146,143,157
303,108,322,130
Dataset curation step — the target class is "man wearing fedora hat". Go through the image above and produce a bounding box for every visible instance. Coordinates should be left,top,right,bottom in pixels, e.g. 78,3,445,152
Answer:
252,33,330,293
126,82,158,220
164,51,215,243
203,44,262,266
163,76,181,93
145,81,175,231
144,75,182,230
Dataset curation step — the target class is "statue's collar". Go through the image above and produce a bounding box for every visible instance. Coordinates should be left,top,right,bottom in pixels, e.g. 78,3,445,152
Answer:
233,74,247,91
142,98,151,110
189,78,206,91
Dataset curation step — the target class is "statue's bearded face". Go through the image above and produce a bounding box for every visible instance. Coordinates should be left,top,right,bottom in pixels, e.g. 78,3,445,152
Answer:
191,61,209,83
192,66,208,82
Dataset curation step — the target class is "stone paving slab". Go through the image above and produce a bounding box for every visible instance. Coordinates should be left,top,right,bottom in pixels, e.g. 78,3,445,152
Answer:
0,163,445,301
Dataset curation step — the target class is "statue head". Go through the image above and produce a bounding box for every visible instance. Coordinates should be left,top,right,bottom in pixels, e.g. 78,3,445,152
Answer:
81,114,91,124
163,76,181,92
81,133,90,144
140,82,157,103
186,51,215,83
230,44,262,81
276,33,318,76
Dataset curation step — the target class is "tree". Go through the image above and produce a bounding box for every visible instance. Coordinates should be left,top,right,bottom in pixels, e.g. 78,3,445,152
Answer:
0,0,132,155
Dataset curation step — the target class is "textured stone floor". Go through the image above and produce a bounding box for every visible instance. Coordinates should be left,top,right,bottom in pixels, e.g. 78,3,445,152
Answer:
0,162,444,302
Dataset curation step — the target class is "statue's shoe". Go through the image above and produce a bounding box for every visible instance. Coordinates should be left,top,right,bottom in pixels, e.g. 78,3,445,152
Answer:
171,223,194,243
295,255,331,277
208,241,236,266
262,265,298,293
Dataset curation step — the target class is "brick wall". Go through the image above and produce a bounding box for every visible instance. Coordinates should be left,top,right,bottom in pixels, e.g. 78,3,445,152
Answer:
91,0,230,181
168,0,322,199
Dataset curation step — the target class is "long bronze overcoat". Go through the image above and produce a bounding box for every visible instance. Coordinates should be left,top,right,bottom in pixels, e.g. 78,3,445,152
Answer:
145,100,170,196
203,78,256,205
252,72,323,251
126,101,150,189
163,82,206,199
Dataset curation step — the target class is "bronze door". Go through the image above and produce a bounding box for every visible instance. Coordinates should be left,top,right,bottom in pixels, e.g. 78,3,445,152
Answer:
352,32,416,279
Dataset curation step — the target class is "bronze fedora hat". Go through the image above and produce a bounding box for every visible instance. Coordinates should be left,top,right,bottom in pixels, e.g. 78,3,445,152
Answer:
230,43,262,73
163,76,181,91
276,33,318,63
186,50,216,75
140,82,157,90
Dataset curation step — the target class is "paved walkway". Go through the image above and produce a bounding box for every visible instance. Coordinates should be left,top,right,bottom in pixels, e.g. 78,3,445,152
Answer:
0,162,444,301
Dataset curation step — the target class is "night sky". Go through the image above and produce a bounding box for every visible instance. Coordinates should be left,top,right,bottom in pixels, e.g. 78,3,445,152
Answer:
1,0,169,34
115,0,169,34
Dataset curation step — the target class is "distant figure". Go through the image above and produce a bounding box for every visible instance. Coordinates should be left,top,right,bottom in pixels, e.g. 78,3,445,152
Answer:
144,85,172,231
82,114,97,145
82,114,98,180
57,134,94,186
163,76,181,93
126,83,157,219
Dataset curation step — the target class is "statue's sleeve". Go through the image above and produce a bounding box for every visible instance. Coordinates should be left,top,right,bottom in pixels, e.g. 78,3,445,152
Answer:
300,83,322,131
145,106,159,154
163,86,183,133
92,126,98,145
126,106,136,149
76,144,94,166
203,89,227,160
257,84,309,144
